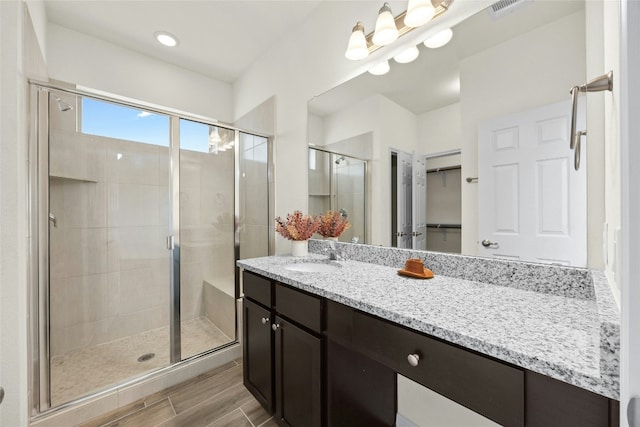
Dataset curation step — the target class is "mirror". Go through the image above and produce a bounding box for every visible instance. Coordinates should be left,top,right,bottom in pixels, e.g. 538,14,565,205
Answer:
308,0,598,267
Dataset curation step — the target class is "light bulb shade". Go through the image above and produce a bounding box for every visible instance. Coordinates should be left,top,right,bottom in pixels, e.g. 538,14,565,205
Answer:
368,61,390,75
372,3,399,46
394,45,420,64
404,0,435,27
423,28,453,48
345,22,369,60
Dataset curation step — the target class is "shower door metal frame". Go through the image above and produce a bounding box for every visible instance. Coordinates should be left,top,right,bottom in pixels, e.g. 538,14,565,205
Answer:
28,79,273,417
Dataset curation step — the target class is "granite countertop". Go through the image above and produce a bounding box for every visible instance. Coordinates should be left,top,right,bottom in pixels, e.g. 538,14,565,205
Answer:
237,253,619,400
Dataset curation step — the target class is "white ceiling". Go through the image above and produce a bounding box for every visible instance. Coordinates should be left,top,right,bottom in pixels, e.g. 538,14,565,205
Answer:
44,0,325,83
44,0,584,111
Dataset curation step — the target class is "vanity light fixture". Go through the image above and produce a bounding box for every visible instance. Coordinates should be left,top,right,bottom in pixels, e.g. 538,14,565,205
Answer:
345,22,369,60
404,0,436,27
345,0,452,61
394,45,420,64
423,27,453,48
368,61,390,76
373,3,399,46
154,31,179,47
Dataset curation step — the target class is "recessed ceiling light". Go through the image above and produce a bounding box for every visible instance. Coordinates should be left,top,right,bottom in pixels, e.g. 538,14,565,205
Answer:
154,31,179,47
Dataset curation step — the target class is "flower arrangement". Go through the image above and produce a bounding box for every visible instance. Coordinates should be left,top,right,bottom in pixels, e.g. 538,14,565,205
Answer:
317,210,351,238
274,210,320,241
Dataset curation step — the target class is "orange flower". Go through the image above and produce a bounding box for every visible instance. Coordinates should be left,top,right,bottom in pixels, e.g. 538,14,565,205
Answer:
317,210,351,238
274,210,320,241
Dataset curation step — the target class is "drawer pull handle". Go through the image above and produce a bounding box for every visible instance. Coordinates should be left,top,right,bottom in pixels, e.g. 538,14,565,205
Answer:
272,323,280,331
407,354,420,367
261,317,269,325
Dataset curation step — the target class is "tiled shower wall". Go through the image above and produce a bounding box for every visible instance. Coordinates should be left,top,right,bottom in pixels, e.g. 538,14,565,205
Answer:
48,96,236,356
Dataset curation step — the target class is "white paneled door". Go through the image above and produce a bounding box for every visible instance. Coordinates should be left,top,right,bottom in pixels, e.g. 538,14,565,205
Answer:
396,150,413,249
478,100,587,266
412,156,427,251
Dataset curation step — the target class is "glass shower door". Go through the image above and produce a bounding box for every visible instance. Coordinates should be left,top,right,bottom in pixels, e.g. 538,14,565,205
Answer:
47,91,173,405
178,119,236,359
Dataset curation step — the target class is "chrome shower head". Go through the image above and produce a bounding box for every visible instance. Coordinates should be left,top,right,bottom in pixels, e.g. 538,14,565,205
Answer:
335,156,345,165
55,97,73,112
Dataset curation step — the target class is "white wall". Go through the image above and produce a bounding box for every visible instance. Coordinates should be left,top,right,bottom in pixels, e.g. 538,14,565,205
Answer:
459,10,588,255
25,0,46,61
47,23,233,123
417,102,461,155
1,2,32,425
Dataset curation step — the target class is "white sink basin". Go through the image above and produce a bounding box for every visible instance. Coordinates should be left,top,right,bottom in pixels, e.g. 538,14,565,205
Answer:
284,262,341,273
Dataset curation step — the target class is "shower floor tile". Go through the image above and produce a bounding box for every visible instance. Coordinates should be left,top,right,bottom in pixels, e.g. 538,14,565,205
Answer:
51,317,232,406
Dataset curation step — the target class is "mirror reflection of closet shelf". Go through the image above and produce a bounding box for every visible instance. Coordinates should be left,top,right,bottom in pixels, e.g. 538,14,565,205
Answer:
425,154,462,254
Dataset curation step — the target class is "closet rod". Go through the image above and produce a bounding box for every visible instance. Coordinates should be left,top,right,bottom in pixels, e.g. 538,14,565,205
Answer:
426,223,461,229
426,165,461,174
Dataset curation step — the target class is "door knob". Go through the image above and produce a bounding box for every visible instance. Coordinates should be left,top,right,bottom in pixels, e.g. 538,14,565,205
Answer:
261,317,269,325
397,232,407,237
407,354,420,367
481,239,499,248
271,323,280,331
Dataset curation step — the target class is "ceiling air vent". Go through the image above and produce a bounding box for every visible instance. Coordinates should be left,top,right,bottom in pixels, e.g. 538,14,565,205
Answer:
487,0,533,19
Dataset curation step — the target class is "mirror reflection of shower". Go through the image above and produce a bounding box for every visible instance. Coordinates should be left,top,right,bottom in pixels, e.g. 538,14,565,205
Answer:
308,147,366,243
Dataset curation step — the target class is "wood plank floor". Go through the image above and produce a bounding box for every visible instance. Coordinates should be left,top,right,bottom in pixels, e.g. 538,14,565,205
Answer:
79,360,277,427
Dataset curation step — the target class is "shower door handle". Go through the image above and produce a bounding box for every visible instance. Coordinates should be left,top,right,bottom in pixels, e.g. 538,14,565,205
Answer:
166,235,175,250
48,213,57,228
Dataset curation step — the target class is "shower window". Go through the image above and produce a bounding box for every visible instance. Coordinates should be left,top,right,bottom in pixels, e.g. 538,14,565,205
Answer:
80,97,170,147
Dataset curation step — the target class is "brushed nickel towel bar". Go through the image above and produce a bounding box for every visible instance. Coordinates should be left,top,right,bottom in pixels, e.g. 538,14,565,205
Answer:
569,70,613,170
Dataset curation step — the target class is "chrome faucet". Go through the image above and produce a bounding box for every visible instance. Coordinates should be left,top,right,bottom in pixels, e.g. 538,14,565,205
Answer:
328,240,342,261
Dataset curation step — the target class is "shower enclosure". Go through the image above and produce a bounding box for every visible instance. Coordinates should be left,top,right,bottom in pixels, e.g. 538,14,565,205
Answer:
29,83,271,412
308,147,367,243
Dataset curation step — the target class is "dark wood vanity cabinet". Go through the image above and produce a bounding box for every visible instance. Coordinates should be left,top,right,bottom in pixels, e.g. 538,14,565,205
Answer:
243,297,273,412
242,271,619,427
242,271,323,427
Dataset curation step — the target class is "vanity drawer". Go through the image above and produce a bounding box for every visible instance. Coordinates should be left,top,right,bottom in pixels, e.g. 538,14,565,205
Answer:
331,302,524,427
275,283,323,333
243,271,272,307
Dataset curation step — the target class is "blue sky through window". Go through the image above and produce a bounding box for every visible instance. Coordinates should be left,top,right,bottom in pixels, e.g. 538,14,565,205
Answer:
81,98,209,152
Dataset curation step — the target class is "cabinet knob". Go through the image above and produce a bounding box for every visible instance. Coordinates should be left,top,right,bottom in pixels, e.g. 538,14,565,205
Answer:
261,317,269,325
272,323,280,331
407,353,420,367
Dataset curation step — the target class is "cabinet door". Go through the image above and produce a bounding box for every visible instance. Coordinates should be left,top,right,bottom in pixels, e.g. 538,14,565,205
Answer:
243,298,273,413
273,316,322,427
